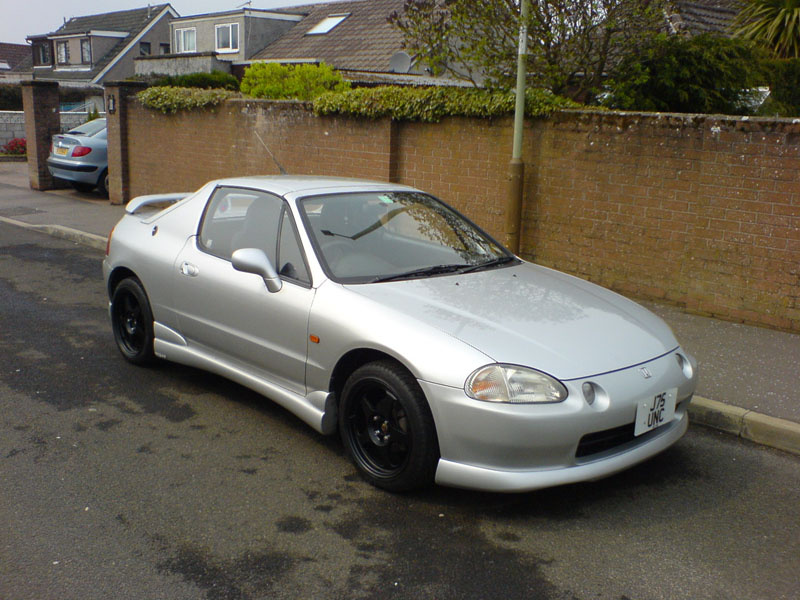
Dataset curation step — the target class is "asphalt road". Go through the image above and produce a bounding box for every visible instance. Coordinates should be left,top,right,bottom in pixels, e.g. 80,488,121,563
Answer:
1,222,799,600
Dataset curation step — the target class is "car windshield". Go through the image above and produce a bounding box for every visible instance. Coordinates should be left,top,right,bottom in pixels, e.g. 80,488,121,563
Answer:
67,118,106,137
300,191,514,283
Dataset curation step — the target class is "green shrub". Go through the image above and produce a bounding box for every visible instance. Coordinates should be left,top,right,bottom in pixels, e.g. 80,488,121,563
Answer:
604,34,767,115
0,84,22,110
241,62,350,101
313,86,579,122
758,58,800,116
147,70,240,91
137,86,234,114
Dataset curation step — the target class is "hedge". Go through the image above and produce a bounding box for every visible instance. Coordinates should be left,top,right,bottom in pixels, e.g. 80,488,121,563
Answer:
139,70,240,91
313,86,579,122
137,86,234,114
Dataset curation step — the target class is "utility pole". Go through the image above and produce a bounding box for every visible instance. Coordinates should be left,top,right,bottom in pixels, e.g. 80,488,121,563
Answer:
505,0,529,254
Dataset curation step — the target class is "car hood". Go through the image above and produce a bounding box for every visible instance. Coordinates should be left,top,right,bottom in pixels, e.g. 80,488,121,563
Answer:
347,262,678,381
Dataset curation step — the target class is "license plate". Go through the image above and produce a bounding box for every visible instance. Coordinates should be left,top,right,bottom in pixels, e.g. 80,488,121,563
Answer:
634,388,677,436
55,147,69,156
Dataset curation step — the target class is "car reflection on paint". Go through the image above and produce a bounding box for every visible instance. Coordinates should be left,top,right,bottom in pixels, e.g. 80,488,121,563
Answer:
102,176,697,492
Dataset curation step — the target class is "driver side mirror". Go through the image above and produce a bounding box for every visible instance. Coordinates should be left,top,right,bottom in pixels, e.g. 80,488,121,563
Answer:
231,248,282,293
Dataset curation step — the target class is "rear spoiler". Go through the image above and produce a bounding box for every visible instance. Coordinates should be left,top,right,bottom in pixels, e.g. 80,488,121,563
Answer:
126,193,192,214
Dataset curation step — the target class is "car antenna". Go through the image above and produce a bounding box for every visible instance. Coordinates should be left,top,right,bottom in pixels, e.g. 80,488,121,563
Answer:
254,130,288,175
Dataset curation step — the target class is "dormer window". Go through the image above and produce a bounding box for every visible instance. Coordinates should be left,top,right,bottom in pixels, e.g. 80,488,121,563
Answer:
56,40,70,64
174,27,196,53
81,39,92,64
33,42,52,66
215,23,239,52
306,13,349,35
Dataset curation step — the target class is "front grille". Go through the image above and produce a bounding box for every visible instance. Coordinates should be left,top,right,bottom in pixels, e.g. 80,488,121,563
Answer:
576,423,637,458
576,400,686,459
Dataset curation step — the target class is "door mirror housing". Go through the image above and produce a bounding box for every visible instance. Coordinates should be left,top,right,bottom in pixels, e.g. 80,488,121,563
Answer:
231,248,282,293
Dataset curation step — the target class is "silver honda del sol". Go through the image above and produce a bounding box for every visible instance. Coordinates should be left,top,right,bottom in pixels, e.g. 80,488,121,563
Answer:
103,176,697,492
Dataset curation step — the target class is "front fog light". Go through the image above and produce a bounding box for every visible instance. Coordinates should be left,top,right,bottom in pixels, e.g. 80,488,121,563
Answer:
676,353,694,379
582,382,596,405
466,364,568,404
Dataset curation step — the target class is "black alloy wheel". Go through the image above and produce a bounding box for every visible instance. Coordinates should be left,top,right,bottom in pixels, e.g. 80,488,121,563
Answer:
111,277,155,365
339,361,439,492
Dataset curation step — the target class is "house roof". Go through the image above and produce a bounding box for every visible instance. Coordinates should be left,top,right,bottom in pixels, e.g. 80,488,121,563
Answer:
666,1,742,36
251,0,409,73
171,8,303,23
0,43,30,70
27,4,176,83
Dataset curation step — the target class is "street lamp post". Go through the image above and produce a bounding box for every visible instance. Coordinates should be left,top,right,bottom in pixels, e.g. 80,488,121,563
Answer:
505,0,529,255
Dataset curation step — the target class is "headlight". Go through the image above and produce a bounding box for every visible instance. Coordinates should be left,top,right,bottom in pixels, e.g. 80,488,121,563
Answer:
465,364,568,404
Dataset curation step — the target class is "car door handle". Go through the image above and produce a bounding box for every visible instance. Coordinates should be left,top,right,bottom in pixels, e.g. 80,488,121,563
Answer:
179,262,199,277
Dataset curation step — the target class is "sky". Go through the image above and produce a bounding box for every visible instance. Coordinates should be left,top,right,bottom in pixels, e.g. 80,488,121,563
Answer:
1,0,345,45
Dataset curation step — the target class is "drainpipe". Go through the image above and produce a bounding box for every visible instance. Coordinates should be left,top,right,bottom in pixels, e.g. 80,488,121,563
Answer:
505,0,529,255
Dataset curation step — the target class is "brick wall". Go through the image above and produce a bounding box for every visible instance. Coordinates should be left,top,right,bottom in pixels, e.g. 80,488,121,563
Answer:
526,111,800,330
118,97,800,332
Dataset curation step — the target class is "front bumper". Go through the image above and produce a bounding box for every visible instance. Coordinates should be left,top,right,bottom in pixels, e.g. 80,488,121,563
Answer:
422,349,696,493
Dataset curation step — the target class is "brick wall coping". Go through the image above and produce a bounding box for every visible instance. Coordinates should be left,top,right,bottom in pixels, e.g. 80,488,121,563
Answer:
552,108,800,133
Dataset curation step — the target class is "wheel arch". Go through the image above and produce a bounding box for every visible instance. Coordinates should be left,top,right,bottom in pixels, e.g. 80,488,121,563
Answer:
106,266,139,300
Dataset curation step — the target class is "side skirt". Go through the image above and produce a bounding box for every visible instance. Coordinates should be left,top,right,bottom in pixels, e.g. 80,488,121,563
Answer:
153,325,334,435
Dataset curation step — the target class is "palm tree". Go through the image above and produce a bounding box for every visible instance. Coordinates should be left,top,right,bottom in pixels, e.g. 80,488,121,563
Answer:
733,0,800,58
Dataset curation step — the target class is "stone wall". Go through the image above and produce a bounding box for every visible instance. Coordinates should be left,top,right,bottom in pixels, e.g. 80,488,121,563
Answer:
0,110,101,148
0,111,25,148
103,95,800,332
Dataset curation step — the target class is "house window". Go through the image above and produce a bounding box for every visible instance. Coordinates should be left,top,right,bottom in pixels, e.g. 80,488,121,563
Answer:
56,40,69,64
159,43,170,55
215,23,239,52
34,42,52,66
174,28,196,53
80,39,91,64
306,14,349,35
140,41,151,55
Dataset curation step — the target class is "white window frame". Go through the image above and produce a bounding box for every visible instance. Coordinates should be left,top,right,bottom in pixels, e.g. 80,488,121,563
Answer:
215,23,239,53
80,38,92,64
174,27,196,53
56,40,70,64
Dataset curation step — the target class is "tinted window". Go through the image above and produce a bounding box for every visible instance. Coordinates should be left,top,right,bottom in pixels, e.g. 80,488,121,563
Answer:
199,187,309,284
300,191,509,283
277,208,310,284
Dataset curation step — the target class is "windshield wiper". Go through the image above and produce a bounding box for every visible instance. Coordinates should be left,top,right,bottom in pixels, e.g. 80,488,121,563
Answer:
371,264,472,283
460,256,518,273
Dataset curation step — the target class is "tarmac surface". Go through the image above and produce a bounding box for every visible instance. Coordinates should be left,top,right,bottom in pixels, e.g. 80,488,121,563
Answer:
1,160,798,455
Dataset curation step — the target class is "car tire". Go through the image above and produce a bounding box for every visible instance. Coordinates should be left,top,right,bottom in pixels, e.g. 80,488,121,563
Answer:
70,181,95,193
111,277,156,365
97,169,109,197
339,361,439,492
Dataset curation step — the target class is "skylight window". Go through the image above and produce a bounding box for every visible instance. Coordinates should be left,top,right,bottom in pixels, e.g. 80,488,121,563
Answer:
306,13,349,35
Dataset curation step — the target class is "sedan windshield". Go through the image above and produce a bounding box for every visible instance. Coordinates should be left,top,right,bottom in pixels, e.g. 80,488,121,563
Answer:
300,191,514,283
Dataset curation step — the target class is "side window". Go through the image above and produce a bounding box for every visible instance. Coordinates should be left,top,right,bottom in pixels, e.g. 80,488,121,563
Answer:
277,208,310,284
199,187,282,262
